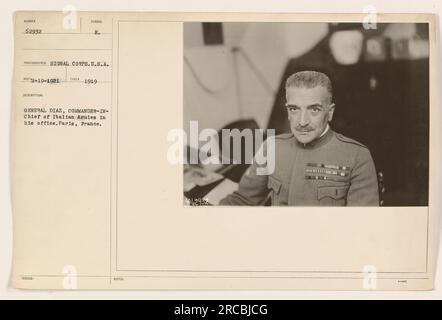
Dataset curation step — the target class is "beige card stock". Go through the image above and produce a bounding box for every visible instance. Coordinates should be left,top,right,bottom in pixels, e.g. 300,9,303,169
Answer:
11,11,438,290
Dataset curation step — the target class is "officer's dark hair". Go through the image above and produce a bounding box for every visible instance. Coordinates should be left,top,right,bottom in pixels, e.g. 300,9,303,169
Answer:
285,71,333,104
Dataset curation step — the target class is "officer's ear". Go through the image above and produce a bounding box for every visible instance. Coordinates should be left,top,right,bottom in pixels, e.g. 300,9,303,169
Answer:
327,103,335,122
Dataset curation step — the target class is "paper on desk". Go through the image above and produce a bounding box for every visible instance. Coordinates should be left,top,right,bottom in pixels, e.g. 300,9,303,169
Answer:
204,179,238,205
183,166,224,192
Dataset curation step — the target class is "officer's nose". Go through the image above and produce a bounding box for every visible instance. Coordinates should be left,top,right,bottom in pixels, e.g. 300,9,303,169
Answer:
298,110,310,127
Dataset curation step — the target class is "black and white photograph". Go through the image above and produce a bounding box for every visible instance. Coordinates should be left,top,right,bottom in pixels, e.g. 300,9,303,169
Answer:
3,5,440,295
183,22,430,207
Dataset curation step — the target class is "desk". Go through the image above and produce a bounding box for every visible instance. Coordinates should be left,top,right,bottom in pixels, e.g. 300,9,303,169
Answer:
184,164,248,205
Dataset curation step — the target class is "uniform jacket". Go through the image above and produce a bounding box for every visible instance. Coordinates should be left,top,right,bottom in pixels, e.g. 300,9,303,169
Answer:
219,128,379,206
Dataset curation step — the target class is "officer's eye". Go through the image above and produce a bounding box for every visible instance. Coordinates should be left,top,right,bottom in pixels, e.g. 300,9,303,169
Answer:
286,106,299,113
310,106,322,113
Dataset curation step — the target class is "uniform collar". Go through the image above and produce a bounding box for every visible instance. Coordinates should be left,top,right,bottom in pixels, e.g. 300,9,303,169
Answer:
319,124,330,137
295,125,334,149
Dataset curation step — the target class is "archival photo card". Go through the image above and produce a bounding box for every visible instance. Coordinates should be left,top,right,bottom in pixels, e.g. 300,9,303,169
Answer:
11,11,438,290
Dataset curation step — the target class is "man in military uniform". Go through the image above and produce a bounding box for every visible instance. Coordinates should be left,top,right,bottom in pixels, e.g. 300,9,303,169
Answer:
220,71,379,206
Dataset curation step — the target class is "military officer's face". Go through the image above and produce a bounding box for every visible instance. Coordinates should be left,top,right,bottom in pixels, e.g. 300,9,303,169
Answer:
285,85,335,144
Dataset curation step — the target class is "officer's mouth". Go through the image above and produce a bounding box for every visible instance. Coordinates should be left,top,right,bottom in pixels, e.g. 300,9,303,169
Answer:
295,130,313,135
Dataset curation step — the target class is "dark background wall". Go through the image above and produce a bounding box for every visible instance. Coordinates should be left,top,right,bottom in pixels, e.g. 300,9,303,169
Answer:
267,24,429,206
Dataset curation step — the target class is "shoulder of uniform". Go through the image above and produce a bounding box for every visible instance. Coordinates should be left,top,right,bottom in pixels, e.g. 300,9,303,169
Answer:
335,133,368,149
274,133,294,140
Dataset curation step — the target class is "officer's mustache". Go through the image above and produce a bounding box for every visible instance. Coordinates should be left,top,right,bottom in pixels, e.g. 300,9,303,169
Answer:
294,126,314,132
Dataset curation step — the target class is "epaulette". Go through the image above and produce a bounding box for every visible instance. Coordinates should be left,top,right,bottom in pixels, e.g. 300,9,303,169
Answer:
274,133,294,140
335,133,368,149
